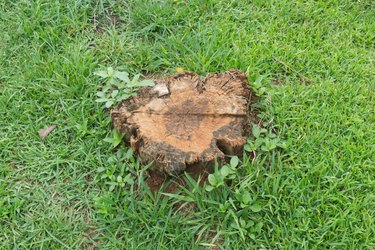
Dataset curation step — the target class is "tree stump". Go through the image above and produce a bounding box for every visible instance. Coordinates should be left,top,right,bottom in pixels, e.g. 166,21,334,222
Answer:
111,70,251,175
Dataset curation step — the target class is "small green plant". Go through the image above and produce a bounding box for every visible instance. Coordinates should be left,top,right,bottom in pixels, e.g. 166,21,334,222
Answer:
95,67,155,108
96,148,137,192
103,129,124,148
225,188,263,240
94,194,116,219
245,124,287,153
201,156,264,240
206,156,239,191
250,75,266,96
206,157,261,209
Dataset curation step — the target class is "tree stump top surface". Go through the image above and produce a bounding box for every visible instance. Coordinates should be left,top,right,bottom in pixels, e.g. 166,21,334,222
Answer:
111,70,252,175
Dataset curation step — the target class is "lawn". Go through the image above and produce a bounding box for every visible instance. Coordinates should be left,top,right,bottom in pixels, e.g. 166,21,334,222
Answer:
1,0,374,249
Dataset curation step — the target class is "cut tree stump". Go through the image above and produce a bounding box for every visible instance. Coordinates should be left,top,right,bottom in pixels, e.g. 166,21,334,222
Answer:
111,70,252,175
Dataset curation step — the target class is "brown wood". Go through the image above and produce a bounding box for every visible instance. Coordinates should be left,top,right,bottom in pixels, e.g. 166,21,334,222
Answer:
110,70,251,175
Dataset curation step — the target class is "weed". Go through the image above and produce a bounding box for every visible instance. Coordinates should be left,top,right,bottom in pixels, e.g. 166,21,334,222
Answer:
95,67,154,108
96,148,137,192
245,124,287,153
103,129,124,148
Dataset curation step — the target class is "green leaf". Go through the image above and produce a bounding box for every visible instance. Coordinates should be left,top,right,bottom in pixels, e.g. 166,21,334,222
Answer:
103,130,123,148
277,141,287,149
255,222,264,233
269,133,277,138
95,98,109,103
242,191,251,204
252,124,261,138
108,77,117,86
94,70,108,78
130,74,141,86
125,148,133,160
220,165,231,177
240,218,246,228
244,144,252,152
97,167,106,173
107,67,114,77
102,85,110,93
255,75,264,85
257,87,266,95
103,137,114,143
205,185,214,192
117,175,122,183
230,156,239,168
105,100,114,108
266,139,277,150
127,177,134,185
112,130,124,147
113,81,126,89
96,91,106,97
230,222,238,230
208,174,217,186
113,71,130,82
254,138,264,148
250,203,262,212
117,93,132,102
247,220,255,227
111,90,119,98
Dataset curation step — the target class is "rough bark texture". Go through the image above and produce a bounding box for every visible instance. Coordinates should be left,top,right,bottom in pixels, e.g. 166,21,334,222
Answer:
111,70,251,175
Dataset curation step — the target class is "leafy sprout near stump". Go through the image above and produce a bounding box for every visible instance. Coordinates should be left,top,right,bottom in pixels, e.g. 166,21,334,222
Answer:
94,67,155,109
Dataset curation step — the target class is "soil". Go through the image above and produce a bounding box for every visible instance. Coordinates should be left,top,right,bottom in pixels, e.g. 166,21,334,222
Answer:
111,69,257,192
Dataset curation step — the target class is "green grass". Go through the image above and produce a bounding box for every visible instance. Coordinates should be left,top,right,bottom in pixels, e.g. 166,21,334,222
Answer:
1,0,374,249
